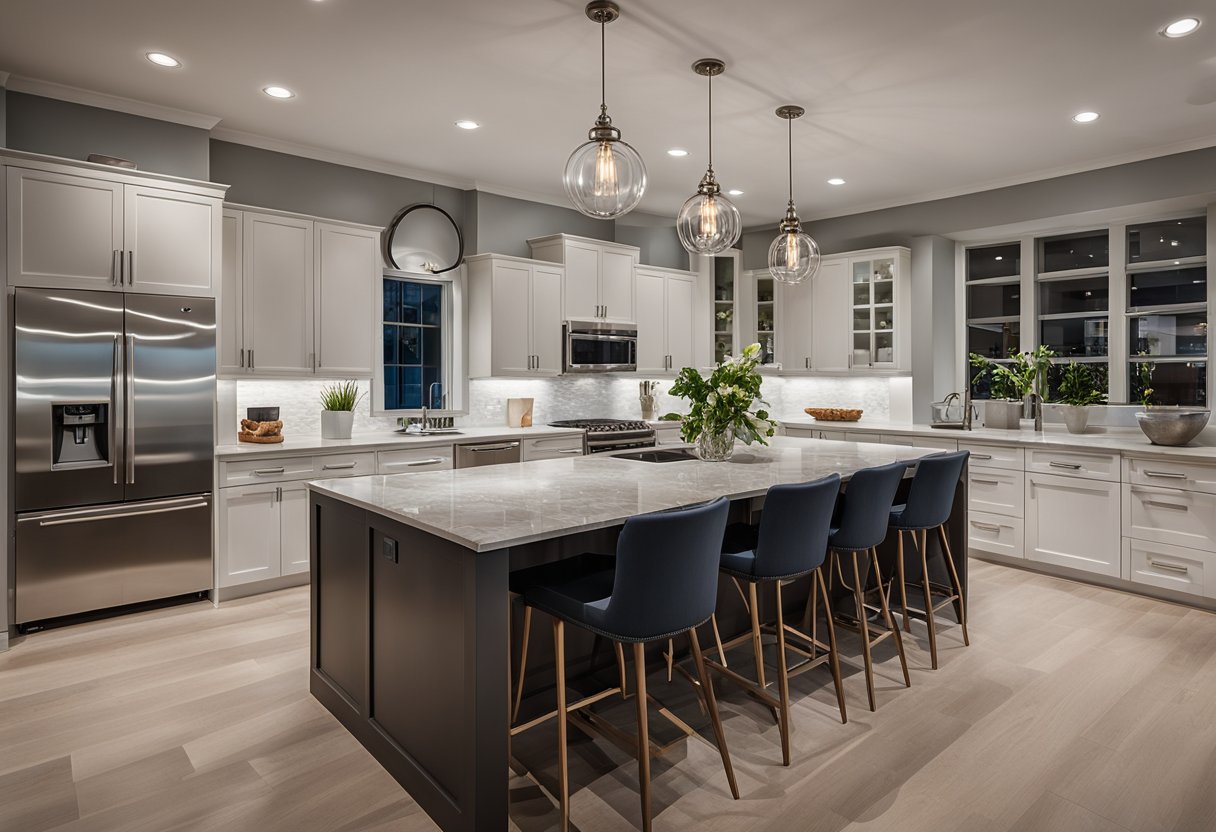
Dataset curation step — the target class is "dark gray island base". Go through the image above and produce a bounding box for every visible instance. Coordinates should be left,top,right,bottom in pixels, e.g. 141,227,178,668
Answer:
307,438,966,832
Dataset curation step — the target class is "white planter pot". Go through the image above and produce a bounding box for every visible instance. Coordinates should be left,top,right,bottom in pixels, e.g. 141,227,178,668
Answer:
321,410,354,439
1060,405,1090,434
983,399,1023,430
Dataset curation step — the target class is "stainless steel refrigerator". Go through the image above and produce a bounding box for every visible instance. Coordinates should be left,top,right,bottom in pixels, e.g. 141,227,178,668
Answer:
13,288,215,629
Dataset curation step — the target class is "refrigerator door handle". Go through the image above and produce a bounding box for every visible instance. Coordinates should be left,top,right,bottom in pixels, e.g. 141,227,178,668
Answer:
31,501,210,527
111,335,122,485
125,334,136,485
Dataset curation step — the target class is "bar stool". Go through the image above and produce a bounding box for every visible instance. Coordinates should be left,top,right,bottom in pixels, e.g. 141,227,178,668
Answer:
704,474,847,766
509,497,738,832
889,450,971,669
828,461,911,711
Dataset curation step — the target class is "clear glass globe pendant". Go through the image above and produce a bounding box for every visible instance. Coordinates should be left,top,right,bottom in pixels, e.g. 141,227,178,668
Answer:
768,105,822,284
677,59,741,255
563,1,646,220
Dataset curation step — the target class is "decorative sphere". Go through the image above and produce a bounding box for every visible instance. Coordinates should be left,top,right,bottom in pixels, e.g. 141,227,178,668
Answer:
563,138,647,219
768,229,821,284
676,191,741,254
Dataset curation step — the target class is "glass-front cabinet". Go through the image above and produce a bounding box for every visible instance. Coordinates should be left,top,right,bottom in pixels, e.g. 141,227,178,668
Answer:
851,256,896,367
754,274,777,366
711,254,738,365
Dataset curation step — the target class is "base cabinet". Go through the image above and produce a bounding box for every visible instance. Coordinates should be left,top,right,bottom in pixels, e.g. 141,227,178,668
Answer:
1026,472,1121,577
219,484,283,587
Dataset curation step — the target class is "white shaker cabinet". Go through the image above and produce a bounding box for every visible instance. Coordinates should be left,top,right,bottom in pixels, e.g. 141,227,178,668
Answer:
219,211,245,374
278,482,311,576
635,265,696,374
812,257,852,371
219,484,282,587
528,233,639,323
243,212,314,376
314,222,379,376
467,254,565,377
123,184,220,296
1026,472,1121,577
777,274,815,372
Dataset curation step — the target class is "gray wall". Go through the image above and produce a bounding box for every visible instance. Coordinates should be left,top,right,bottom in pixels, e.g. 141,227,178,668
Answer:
910,235,958,416
210,140,467,233
0,84,6,147
614,216,687,271
5,92,210,180
470,191,612,258
744,145,1216,261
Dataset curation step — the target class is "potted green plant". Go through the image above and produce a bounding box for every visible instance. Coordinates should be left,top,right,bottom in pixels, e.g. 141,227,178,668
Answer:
669,343,776,460
319,380,363,440
1053,361,1106,434
969,346,1054,429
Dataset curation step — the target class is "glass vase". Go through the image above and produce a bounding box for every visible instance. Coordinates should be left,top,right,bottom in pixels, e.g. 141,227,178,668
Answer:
696,427,736,461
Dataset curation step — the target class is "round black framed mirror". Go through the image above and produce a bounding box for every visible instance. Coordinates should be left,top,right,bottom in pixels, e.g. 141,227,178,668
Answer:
383,203,464,274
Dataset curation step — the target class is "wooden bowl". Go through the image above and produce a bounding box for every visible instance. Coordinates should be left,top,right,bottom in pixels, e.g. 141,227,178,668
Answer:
804,407,863,422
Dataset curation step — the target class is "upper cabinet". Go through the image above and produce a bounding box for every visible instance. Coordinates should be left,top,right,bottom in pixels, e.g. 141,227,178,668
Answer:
528,234,639,323
467,254,565,378
221,205,380,378
635,265,696,375
5,160,224,297
848,248,910,370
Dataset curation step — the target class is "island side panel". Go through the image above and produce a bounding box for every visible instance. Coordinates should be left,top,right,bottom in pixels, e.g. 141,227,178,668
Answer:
310,492,510,832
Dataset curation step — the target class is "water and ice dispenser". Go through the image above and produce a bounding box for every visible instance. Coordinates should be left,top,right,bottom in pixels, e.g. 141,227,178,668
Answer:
51,403,110,468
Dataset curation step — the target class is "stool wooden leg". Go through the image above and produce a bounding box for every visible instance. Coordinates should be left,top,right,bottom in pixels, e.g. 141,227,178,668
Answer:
851,551,877,712
665,638,675,683
817,569,847,724
919,529,940,670
872,548,911,688
747,582,767,691
897,531,911,632
710,613,728,667
804,568,819,660
774,581,792,766
632,643,652,832
939,523,971,646
554,619,570,832
689,627,740,799
615,642,629,699
511,605,533,724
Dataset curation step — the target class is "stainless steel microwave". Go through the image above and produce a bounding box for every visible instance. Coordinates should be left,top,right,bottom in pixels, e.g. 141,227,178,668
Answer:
563,320,638,373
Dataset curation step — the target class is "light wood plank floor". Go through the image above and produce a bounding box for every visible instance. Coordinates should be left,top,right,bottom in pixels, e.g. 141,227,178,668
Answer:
2,560,1215,832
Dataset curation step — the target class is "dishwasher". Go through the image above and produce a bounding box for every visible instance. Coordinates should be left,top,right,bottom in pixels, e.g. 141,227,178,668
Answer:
454,440,523,468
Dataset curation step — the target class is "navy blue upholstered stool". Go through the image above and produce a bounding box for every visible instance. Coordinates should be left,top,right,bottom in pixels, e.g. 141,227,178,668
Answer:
509,498,738,832
889,450,971,669
705,474,847,766
828,461,911,711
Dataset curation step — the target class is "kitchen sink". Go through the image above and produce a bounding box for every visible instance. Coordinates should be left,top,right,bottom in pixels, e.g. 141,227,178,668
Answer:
612,448,700,463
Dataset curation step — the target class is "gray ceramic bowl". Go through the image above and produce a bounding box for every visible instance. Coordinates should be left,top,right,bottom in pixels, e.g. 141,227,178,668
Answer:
1135,408,1211,446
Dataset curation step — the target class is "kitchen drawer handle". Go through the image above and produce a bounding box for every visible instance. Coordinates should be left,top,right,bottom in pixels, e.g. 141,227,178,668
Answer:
1144,470,1187,480
1049,461,1083,470
392,457,447,467
971,521,1002,532
253,467,285,475
971,478,1001,486
1141,498,1189,511
1148,559,1189,574
469,443,520,452
321,462,358,470
971,453,994,460
557,449,581,454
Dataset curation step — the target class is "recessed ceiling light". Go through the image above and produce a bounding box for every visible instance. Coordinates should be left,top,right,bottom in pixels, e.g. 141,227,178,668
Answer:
262,85,295,100
727,189,744,196
1072,111,1100,124
454,120,480,130
827,177,846,186
995,256,1004,261
666,148,689,157
1161,17,1201,37
145,52,180,68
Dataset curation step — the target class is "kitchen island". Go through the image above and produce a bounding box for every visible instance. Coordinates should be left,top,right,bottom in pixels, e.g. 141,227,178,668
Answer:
306,436,956,832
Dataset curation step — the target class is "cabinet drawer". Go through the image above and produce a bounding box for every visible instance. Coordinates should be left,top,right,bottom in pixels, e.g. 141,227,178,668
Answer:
1027,448,1119,481
522,434,584,461
1124,538,1208,598
313,452,376,478
959,442,1023,470
907,436,960,451
845,432,880,444
221,455,314,487
879,434,915,447
1124,456,1216,495
967,511,1024,559
968,468,1024,518
377,446,454,474
1123,484,1216,553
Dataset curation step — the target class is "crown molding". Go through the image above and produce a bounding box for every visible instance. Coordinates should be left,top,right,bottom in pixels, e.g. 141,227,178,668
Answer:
210,127,476,191
4,75,221,130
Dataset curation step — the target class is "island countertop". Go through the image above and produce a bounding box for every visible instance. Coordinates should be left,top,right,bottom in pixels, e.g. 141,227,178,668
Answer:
308,435,940,553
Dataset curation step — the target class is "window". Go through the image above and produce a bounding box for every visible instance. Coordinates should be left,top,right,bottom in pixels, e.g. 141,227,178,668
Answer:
378,273,463,412
1037,230,1109,393
966,242,1021,396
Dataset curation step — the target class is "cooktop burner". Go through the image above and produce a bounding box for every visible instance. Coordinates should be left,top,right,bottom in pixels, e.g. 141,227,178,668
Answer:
549,418,652,433
548,418,657,453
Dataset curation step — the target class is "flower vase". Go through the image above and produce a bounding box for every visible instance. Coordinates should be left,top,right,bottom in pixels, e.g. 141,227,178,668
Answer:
696,428,736,461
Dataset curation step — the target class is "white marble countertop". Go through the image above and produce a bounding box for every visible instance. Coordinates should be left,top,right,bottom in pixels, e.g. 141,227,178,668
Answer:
308,435,939,553
779,417,1216,459
214,426,584,459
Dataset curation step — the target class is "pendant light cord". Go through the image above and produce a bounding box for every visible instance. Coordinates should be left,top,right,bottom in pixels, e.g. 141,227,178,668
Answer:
600,19,607,112
787,114,794,205
707,71,714,172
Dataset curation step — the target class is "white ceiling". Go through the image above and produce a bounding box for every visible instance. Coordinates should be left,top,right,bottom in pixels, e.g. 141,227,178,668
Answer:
1,0,1214,225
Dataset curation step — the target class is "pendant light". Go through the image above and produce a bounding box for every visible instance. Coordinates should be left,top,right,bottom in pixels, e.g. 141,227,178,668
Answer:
563,0,647,220
767,105,821,284
676,59,741,255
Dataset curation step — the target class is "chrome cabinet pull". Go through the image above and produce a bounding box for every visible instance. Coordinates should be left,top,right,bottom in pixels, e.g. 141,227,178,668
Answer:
401,457,447,467
250,350,255,370
127,250,135,285
322,462,357,470
468,443,520,452
1144,470,1187,479
971,477,1001,486
253,467,285,475
1140,498,1189,511
112,250,121,285
1049,461,1083,470
1148,559,1189,574
971,453,994,460
276,486,282,502
557,448,581,455
971,521,1002,532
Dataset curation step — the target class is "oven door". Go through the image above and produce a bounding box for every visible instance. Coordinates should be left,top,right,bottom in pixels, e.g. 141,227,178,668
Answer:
565,332,637,372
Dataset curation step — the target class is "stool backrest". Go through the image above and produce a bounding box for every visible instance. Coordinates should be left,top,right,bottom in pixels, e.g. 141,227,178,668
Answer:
606,497,731,641
753,473,841,578
897,450,970,529
831,461,909,552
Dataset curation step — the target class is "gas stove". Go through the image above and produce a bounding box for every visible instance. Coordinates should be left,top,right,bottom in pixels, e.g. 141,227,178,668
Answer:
548,418,657,454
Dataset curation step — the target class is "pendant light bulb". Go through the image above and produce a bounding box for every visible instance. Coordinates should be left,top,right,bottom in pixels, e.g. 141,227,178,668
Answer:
563,1,647,219
677,59,741,255
767,105,820,284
